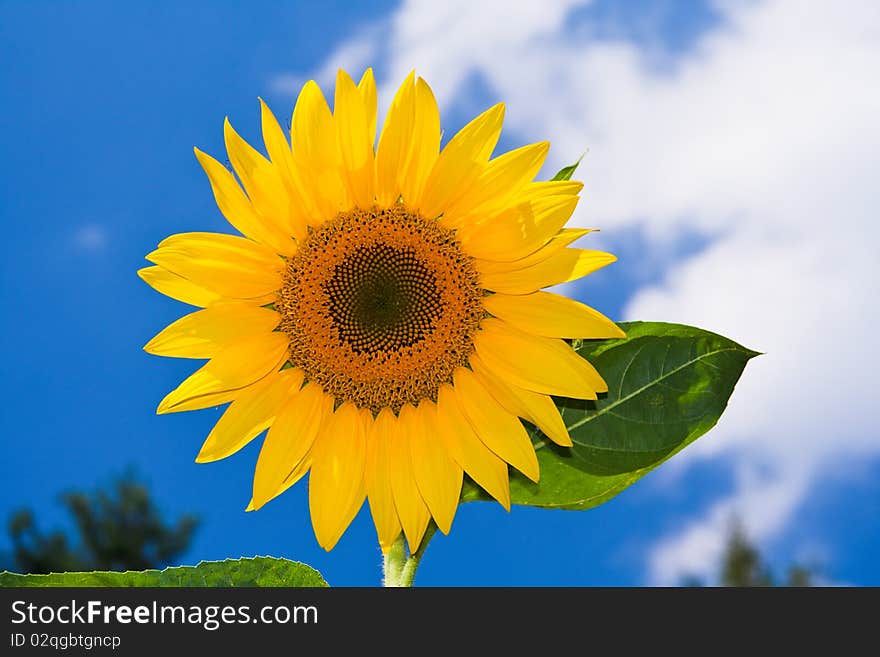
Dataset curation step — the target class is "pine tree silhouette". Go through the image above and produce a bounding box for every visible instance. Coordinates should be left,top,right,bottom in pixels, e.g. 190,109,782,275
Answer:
683,517,816,587
5,473,199,574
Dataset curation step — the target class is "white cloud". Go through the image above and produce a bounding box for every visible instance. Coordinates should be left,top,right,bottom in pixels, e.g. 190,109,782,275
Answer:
269,26,381,97
296,0,880,583
650,461,811,584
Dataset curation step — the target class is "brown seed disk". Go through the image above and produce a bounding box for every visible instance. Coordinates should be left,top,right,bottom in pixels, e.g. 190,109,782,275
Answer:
277,205,484,414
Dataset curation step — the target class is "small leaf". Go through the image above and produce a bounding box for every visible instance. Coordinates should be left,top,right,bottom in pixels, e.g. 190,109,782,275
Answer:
551,153,586,181
0,556,328,587
462,322,757,509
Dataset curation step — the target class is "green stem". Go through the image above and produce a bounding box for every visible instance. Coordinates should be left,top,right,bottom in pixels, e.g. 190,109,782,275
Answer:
383,534,407,586
382,523,438,587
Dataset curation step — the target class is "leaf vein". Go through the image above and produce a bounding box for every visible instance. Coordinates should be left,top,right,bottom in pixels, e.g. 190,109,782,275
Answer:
562,346,746,435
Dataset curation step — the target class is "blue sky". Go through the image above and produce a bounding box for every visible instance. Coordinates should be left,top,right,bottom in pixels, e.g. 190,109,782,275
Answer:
2,0,878,586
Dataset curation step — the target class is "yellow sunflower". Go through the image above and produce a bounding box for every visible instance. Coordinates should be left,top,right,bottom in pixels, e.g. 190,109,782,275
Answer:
139,68,623,553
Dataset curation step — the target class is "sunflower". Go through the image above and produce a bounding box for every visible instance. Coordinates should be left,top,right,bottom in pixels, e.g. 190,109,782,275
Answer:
139,68,623,553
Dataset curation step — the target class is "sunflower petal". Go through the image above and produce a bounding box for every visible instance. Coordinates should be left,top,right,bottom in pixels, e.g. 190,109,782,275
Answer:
479,247,616,295
420,103,504,218
309,401,367,550
409,400,462,535
156,387,241,415
365,408,403,552
156,231,278,256
357,68,377,145
290,80,347,218
291,80,336,166
474,318,606,398
138,266,221,307
458,195,579,262
252,382,329,510
516,180,584,202
443,141,549,225
144,304,280,359
248,393,330,511
223,118,298,253
436,384,510,510
375,71,416,206
452,367,539,482
399,77,440,208
474,228,593,276
258,98,309,241
259,98,294,171
193,147,293,254
389,404,432,551
483,291,625,339
334,69,375,208
157,333,289,413
196,369,302,463
145,233,283,300
470,354,571,447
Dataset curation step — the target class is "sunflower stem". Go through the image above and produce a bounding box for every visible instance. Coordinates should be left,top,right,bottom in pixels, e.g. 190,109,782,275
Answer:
383,535,407,586
382,523,438,587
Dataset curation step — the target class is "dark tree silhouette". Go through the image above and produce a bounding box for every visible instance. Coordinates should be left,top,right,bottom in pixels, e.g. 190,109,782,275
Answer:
5,474,199,574
719,520,776,586
683,518,816,587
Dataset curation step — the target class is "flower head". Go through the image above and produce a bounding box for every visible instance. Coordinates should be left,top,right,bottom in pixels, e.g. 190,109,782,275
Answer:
140,69,623,552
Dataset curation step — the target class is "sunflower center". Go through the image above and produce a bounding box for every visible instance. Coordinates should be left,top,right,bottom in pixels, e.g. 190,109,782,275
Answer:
278,205,484,414
325,243,443,353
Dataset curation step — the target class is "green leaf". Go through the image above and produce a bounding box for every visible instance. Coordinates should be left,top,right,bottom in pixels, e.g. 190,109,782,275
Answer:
551,153,586,181
0,557,328,587
462,322,758,509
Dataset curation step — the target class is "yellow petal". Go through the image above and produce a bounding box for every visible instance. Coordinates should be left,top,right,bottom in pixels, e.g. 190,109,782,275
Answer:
475,228,593,276
365,408,403,552
470,354,571,447
193,147,294,255
452,367,539,482
467,354,529,419
420,103,504,218
474,318,606,398
291,80,336,166
458,195,579,262
290,80,347,219
223,118,298,255
146,233,283,300
389,404,432,551
309,401,367,550
248,393,329,511
357,68,377,146
157,231,278,256
479,247,616,295
399,77,440,207
516,180,584,202
157,388,241,415
409,400,462,535
158,365,294,415
483,291,625,340
196,369,302,463
443,142,549,226
334,69,375,208
138,266,221,307
144,304,280,359
157,332,289,413
252,382,330,510
375,71,416,206
258,98,309,241
436,385,510,509
259,98,293,170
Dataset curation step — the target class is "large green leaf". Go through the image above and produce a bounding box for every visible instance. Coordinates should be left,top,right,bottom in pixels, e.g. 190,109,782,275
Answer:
462,321,757,509
0,557,327,587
